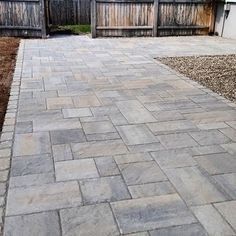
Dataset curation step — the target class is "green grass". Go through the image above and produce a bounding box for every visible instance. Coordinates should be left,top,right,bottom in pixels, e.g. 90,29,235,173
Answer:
51,25,91,35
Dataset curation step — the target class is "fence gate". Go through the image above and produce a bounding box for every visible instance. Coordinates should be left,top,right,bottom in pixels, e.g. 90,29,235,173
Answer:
91,0,215,37
0,0,47,38
48,0,91,25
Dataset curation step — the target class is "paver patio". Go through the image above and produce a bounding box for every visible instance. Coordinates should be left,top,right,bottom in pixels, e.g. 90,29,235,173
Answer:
2,36,236,235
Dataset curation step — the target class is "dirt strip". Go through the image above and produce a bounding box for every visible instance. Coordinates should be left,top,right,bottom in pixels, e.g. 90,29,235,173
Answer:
0,38,20,131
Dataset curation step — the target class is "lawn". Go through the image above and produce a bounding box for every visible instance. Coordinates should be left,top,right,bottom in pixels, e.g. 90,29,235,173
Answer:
0,37,20,131
159,55,236,102
50,24,91,35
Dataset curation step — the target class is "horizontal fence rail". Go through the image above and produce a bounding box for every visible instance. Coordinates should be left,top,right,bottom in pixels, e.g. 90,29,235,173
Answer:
91,0,215,37
0,0,46,37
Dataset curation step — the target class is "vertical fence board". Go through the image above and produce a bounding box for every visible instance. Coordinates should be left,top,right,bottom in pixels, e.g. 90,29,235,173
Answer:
48,0,91,25
92,0,214,37
0,0,46,37
153,0,159,36
91,0,96,37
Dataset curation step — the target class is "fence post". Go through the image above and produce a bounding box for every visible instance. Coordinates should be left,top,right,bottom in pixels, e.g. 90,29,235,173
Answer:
40,0,47,38
91,0,96,38
153,0,159,37
209,0,216,34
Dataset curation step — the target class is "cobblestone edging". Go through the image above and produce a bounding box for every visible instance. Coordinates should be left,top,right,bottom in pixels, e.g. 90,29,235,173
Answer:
0,40,24,234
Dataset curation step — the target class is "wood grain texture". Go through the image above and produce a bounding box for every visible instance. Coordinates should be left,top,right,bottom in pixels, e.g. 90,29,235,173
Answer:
49,0,91,25
0,0,45,37
92,0,214,37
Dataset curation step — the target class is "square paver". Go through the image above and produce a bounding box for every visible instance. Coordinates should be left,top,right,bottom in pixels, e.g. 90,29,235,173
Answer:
4,211,61,236
55,159,99,181
117,124,157,145
116,100,156,124
52,144,73,162
60,204,119,236
13,132,51,156
50,129,86,145
6,181,82,216
80,176,130,204
119,161,167,185
82,121,116,134
95,156,120,176
111,194,196,234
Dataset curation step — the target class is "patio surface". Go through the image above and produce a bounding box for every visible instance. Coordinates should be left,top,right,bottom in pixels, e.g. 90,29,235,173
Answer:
3,36,236,235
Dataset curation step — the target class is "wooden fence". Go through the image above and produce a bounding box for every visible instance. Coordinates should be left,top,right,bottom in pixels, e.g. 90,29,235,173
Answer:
91,0,215,37
0,0,46,37
48,0,90,25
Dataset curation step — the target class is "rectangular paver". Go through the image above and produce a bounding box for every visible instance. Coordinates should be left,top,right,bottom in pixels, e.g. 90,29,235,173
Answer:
60,204,119,236
6,181,82,216
80,176,131,204
214,201,236,231
128,181,175,198
195,153,236,175
55,159,99,181
4,212,60,236
111,194,197,234
191,204,235,235
164,167,226,205
117,124,157,145
13,132,51,156
119,161,167,185
71,140,128,158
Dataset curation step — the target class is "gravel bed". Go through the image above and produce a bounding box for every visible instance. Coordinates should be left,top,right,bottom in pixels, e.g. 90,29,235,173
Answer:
159,55,236,102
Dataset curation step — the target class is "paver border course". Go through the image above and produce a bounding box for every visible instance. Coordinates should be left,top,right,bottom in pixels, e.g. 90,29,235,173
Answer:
0,40,24,234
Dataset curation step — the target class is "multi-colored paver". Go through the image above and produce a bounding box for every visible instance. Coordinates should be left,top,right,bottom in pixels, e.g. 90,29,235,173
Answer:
1,36,236,235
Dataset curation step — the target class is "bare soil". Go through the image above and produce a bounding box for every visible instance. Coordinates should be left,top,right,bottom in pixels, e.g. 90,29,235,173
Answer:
159,55,236,102
0,38,20,131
